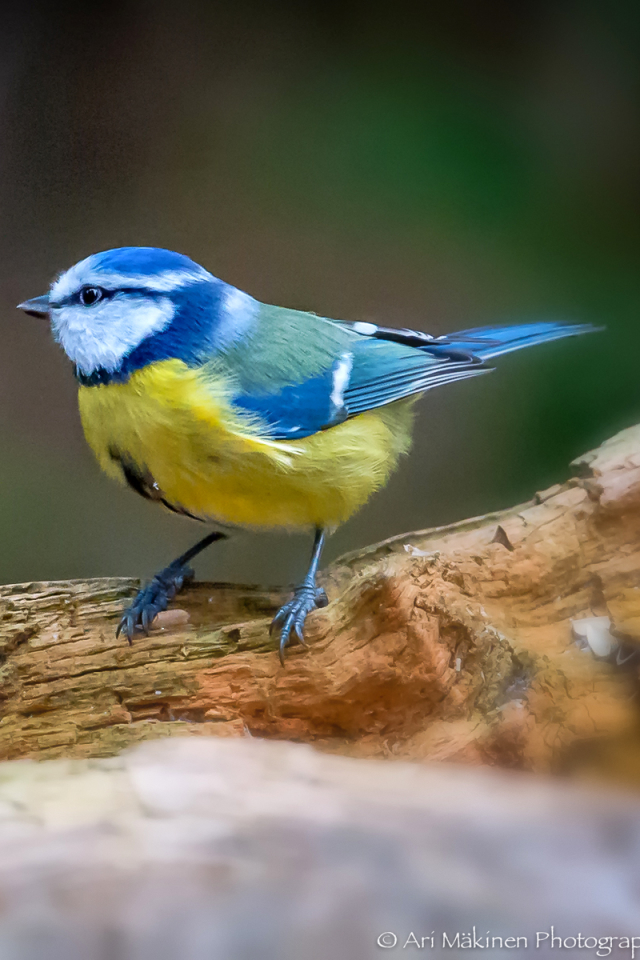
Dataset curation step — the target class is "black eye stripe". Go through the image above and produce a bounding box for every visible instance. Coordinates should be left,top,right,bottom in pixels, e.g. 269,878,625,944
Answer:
56,287,166,307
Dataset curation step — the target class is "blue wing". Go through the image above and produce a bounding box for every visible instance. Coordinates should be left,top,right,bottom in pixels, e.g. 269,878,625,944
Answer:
232,360,352,439
341,338,488,417
231,319,598,441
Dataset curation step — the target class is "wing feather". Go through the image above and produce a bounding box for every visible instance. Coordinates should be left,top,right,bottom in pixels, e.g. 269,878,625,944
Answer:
222,311,597,441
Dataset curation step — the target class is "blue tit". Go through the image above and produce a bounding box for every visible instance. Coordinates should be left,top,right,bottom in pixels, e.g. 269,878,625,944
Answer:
18,247,598,662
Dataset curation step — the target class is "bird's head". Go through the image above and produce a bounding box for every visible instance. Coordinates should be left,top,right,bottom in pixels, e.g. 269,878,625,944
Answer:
17,247,256,383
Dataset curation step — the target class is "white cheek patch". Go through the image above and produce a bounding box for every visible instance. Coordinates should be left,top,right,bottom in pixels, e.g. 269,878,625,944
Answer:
51,296,175,376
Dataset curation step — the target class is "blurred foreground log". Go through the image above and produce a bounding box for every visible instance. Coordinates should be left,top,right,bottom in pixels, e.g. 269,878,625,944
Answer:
3,424,640,781
0,737,637,959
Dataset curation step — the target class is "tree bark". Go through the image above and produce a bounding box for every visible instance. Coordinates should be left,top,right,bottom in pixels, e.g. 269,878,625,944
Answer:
2,424,640,782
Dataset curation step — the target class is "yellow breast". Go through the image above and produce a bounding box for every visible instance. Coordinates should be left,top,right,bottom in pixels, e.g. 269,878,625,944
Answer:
78,359,415,530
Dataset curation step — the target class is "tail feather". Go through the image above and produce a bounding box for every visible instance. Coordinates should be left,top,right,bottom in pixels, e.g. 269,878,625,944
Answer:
434,321,601,362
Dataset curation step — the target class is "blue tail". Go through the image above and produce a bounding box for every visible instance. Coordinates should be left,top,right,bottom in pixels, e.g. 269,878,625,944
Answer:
437,321,600,362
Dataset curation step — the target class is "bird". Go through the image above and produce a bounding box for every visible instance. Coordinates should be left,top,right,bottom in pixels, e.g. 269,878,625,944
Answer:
17,247,598,662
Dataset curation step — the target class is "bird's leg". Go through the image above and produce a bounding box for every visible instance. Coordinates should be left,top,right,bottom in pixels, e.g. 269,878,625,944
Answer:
117,531,227,643
271,528,329,664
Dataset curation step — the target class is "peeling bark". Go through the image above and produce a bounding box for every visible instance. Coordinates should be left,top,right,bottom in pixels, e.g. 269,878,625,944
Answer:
3,424,640,782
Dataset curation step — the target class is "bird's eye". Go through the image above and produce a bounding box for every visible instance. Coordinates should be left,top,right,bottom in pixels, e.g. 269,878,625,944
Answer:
79,286,104,306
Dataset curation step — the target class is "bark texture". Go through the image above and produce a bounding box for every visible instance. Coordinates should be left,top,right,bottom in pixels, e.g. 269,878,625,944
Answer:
2,424,640,781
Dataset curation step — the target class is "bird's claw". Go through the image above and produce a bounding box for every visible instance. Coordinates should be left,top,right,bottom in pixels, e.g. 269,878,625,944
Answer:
116,561,194,643
271,585,328,665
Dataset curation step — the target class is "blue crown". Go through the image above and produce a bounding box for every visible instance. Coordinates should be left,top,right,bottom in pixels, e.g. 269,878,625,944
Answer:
88,246,206,277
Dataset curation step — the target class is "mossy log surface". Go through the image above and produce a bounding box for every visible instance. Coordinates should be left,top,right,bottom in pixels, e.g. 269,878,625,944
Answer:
3,424,640,780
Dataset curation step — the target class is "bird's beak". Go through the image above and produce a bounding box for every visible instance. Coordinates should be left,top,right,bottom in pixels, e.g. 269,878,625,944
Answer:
16,294,50,319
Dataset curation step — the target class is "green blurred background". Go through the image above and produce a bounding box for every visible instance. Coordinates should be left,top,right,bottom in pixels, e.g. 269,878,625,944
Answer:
0,0,637,588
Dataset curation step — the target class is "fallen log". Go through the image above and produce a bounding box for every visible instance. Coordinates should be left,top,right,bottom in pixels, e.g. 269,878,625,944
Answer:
2,424,640,781
0,737,636,958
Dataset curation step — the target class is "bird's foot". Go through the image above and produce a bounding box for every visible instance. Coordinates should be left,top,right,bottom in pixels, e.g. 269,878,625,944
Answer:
270,583,329,665
116,559,194,643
